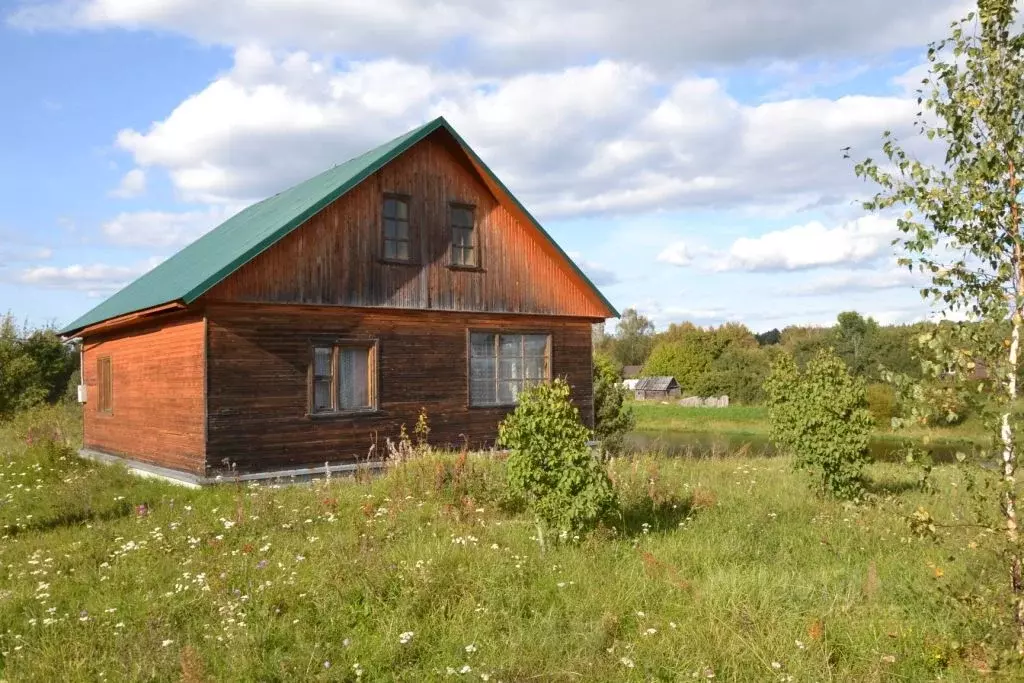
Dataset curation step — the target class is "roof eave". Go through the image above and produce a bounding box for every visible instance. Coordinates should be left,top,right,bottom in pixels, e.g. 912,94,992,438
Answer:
61,301,188,339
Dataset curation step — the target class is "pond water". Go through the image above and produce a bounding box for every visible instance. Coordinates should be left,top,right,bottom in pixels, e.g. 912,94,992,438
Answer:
625,430,984,464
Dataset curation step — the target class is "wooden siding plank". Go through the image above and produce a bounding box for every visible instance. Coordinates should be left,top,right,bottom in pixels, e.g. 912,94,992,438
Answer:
81,314,206,474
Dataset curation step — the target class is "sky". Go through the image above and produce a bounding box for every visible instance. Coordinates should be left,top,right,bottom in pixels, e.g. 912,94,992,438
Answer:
0,0,974,333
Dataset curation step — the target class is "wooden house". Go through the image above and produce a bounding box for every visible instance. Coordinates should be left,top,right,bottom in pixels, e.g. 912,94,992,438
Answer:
61,117,617,484
634,376,681,401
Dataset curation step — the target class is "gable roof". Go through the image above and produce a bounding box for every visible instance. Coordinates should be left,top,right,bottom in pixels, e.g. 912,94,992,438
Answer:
635,376,679,392
61,117,618,336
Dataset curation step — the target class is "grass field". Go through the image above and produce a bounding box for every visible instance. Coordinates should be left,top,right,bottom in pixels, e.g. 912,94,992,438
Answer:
632,402,992,446
1,405,1021,680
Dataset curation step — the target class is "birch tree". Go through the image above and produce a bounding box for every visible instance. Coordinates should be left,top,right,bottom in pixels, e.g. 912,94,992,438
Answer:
855,0,1024,646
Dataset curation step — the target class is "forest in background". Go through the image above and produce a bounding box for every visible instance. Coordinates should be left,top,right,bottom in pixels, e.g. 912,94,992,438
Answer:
594,308,947,418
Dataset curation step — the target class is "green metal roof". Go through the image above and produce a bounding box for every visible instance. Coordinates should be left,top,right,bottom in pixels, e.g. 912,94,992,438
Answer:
62,116,618,335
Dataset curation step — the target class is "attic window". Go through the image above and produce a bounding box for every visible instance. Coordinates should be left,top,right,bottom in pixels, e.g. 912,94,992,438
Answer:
382,195,411,261
310,341,378,415
450,204,476,267
469,332,550,406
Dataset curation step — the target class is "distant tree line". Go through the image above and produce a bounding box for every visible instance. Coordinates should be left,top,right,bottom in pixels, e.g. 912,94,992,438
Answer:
0,314,78,419
594,308,934,408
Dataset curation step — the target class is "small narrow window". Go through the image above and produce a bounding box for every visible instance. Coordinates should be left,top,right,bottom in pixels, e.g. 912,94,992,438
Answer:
469,332,550,406
309,342,377,415
97,356,112,414
382,195,411,261
450,204,476,267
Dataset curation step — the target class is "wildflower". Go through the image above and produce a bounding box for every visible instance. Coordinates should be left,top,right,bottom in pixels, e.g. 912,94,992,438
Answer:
256,560,269,570
459,665,472,674
353,662,364,678
795,640,805,650
135,504,149,517
635,611,645,617
644,628,657,636
480,674,491,681
161,639,174,647
669,622,678,629
399,631,414,644
620,657,635,668
465,643,477,653
881,655,896,664
323,661,331,669
343,637,351,648
771,662,782,670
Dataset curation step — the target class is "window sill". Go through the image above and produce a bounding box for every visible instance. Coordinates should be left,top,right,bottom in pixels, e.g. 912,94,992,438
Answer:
468,403,517,409
378,258,419,267
307,409,382,421
447,264,485,273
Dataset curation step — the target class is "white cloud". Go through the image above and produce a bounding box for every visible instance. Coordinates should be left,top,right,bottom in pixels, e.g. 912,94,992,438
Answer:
0,243,53,265
109,168,146,198
109,47,918,217
656,241,693,267
7,0,969,71
13,259,160,296
567,251,619,287
101,206,241,247
787,265,923,296
715,216,899,272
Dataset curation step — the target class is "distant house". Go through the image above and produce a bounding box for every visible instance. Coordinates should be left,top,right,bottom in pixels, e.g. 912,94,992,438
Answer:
59,117,617,484
634,376,681,401
621,365,643,392
622,365,643,379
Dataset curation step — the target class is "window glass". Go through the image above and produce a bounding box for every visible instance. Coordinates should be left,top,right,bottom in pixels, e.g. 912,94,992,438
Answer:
468,332,549,406
450,205,476,266
383,196,412,261
311,343,375,414
339,348,371,410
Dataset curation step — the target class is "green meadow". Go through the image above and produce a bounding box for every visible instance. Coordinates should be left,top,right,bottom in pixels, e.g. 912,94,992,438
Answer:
0,406,1020,681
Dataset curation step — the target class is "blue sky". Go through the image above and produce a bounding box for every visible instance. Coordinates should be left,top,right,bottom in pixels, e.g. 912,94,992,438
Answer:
0,0,971,332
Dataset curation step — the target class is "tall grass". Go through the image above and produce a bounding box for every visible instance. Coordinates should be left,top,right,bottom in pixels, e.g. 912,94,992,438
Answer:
632,402,992,445
0,410,1019,680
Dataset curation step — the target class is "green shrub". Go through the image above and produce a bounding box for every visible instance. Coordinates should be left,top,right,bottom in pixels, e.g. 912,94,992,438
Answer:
704,346,772,404
866,383,899,427
642,337,714,394
498,379,617,543
0,315,77,419
592,353,634,457
765,349,873,499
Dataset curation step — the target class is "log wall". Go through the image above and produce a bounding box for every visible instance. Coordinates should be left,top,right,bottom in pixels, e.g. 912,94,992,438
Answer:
205,303,593,473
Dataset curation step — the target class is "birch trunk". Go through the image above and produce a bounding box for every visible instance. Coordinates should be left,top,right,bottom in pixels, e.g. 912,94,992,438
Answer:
1009,312,1024,653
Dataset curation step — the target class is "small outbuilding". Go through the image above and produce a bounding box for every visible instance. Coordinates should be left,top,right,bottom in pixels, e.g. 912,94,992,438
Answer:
634,376,681,401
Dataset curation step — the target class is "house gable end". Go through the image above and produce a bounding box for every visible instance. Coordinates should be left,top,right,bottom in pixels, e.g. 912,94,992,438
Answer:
204,130,611,318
